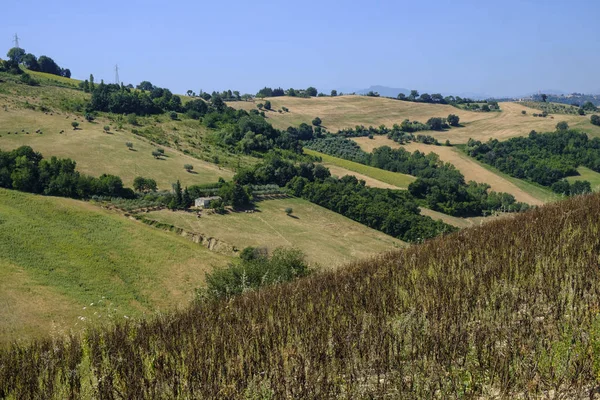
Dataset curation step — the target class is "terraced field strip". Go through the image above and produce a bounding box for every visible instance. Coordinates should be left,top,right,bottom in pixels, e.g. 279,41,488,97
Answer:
304,148,416,189
352,136,549,205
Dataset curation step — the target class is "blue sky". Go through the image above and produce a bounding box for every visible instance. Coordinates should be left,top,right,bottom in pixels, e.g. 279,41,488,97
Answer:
2,0,599,96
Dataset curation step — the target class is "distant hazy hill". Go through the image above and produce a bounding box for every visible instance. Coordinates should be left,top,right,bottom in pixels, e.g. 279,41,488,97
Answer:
355,85,410,98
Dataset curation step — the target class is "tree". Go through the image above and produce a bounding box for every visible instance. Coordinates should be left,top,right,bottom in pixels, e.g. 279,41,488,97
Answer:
556,121,569,131
103,125,110,132
305,87,318,97
136,81,154,91
21,53,39,71
186,90,193,96
312,117,322,127
397,93,406,100
285,207,293,215
184,164,194,172
38,56,61,75
133,176,157,192
409,90,419,100
331,90,337,97
481,104,491,112
62,68,71,78
257,103,264,110
172,180,183,208
152,150,161,158
71,121,79,130
447,114,460,127
591,115,600,126
182,187,192,208
89,74,95,91
264,100,272,110
126,142,133,150
541,94,548,102
521,110,526,115
6,47,25,63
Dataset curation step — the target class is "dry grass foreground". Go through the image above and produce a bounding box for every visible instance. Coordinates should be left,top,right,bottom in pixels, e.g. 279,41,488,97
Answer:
3,193,600,398
353,136,546,205
230,96,600,143
0,189,230,344
0,107,232,189
145,197,405,268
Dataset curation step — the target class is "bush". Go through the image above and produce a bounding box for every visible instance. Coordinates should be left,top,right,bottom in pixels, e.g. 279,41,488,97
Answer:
184,164,194,172
285,207,293,215
264,100,271,110
169,111,178,120
521,110,526,115
19,73,39,86
591,115,600,126
447,114,460,126
103,125,110,132
556,121,569,131
126,142,133,150
204,248,310,299
71,121,79,130
152,150,161,158
127,114,139,126
312,117,322,126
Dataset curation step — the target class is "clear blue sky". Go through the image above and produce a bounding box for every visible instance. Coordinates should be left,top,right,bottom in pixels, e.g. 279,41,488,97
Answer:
3,0,599,97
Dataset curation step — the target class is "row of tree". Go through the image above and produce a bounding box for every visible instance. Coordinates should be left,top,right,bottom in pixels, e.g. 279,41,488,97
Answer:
0,146,134,199
232,156,454,242
256,86,318,98
465,130,600,189
304,136,529,216
5,47,70,77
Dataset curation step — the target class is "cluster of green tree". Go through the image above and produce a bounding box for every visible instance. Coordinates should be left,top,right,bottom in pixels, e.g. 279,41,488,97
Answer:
233,155,453,241
256,86,318,98
465,130,600,189
86,79,182,115
304,137,528,216
0,146,134,199
288,174,454,242
393,90,500,111
211,109,309,154
334,115,459,139
204,247,311,299
549,179,591,196
5,47,70,77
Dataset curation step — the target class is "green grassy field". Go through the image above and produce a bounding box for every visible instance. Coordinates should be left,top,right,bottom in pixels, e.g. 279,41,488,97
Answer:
567,166,600,191
146,197,405,268
0,189,230,343
304,148,416,188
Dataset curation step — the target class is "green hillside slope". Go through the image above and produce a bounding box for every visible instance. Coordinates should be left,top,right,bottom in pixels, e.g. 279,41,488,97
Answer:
0,189,230,343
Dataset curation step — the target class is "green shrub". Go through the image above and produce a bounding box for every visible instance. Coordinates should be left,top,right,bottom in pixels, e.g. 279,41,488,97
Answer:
204,248,310,299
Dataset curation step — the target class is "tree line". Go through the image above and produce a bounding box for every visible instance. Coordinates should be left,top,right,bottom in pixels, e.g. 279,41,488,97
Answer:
0,146,134,199
233,155,455,242
304,136,529,216
3,47,71,78
465,130,598,195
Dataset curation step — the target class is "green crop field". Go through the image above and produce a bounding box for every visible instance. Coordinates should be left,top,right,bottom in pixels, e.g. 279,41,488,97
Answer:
145,197,405,268
567,166,600,191
0,189,230,343
304,148,416,188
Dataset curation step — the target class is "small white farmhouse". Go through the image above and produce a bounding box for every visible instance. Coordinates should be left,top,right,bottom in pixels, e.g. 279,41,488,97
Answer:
194,196,221,208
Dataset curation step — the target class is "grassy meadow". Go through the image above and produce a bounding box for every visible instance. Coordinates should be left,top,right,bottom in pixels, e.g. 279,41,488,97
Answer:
3,193,600,398
0,79,233,189
304,148,416,188
146,197,405,267
567,166,600,191
0,189,230,344
230,96,600,143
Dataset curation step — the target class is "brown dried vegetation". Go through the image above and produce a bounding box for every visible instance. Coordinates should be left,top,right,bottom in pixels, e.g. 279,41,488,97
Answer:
2,194,600,398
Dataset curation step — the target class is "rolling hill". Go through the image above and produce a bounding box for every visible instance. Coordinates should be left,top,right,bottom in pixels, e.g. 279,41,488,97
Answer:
229,96,600,143
0,188,231,343
144,197,405,267
3,192,599,398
